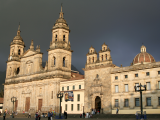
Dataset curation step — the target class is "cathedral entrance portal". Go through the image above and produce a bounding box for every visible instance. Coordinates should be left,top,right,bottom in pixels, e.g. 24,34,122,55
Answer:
95,96,101,112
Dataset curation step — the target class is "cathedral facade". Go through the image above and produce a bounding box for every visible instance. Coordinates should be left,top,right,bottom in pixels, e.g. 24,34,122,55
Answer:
3,7,160,114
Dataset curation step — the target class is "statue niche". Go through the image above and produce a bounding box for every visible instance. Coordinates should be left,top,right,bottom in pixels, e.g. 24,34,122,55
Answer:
26,60,33,74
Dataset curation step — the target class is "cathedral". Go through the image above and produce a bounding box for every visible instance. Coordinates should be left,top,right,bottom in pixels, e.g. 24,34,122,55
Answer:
3,6,160,114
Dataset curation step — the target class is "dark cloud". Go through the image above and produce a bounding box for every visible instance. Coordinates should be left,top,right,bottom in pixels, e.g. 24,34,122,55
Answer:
0,0,160,74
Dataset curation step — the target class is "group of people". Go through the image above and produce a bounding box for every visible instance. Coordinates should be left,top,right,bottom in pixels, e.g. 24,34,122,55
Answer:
47,111,54,120
91,108,100,114
34,111,42,120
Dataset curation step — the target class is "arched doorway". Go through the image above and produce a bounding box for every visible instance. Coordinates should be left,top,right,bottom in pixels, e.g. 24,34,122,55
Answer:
95,96,101,112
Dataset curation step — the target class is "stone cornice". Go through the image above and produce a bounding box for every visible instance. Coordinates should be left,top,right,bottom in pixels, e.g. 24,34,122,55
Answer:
4,73,71,85
83,63,115,71
86,51,97,56
47,47,73,52
110,62,160,74
6,67,71,80
51,26,70,32
99,48,111,53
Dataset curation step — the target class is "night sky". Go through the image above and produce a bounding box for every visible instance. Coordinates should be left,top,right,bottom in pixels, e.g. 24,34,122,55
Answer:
0,0,160,74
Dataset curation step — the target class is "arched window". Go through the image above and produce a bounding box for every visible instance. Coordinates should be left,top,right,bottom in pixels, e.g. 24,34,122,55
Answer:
63,35,65,41
91,50,92,53
105,54,107,60
102,55,103,61
54,57,56,66
9,67,12,76
16,67,20,74
18,49,21,55
89,57,91,63
63,57,65,67
104,47,105,50
93,57,94,62
55,35,57,41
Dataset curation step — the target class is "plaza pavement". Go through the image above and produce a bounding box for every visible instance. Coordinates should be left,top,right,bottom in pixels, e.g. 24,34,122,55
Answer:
0,118,160,120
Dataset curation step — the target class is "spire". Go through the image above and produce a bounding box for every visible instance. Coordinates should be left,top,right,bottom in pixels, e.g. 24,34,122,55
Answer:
17,22,21,35
18,22,20,31
59,3,64,18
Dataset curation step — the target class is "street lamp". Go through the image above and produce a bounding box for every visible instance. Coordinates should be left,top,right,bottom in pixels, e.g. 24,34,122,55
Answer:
134,83,146,118
11,96,17,118
57,91,63,119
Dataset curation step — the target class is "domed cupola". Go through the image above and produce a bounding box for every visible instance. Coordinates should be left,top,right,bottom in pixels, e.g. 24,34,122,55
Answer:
132,45,155,65
52,5,70,32
10,23,25,47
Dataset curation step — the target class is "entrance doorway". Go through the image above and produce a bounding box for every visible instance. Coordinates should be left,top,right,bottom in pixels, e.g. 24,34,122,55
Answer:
95,96,101,112
25,97,30,112
38,99,42,111
15,100,18,111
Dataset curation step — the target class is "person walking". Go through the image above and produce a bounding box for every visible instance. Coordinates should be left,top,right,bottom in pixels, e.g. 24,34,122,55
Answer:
48,112,50,120
50,112,53,120
64,111,66,119
28,112,31,118
116,108,119,114
3,111,6,120
38,110,41,120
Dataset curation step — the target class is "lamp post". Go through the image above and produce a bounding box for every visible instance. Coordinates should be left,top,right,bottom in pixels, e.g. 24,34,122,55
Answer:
11,96,17,118
134,83,146,118
57,91,63,119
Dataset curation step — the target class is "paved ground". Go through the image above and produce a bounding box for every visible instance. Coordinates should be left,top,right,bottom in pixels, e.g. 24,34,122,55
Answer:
0,118,160,120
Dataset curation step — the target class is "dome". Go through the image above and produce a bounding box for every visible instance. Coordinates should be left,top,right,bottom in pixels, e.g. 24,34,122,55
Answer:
55,18,67,24
132,45,155,65
13,35,23,40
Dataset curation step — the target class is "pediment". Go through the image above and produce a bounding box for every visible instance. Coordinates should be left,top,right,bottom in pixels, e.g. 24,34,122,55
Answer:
23,50,37,57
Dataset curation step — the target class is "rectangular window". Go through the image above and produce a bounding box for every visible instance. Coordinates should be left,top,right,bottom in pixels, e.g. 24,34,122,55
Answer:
135,74,138,77
135,98,139,107
146,97,151,106
65,104,67,111
158,81,160,89
77,94,80,101
124,99,129,107
71,104,73,111
77,104,80,111
146,72,150,76
67,86,69,90
125,84,128,92
158,97,160,106
135,83,139,90
51,91,53,99
158,71,160,75
146,82,151,90
73,85,75,90
125,75,128,78
115,85,119,93
115,76,118,80
62,87,64,91
79,85,81,89
115,99,119,107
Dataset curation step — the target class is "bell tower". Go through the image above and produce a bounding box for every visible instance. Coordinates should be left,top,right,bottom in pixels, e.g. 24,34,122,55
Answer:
6,23,25,78
48,5,73,78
